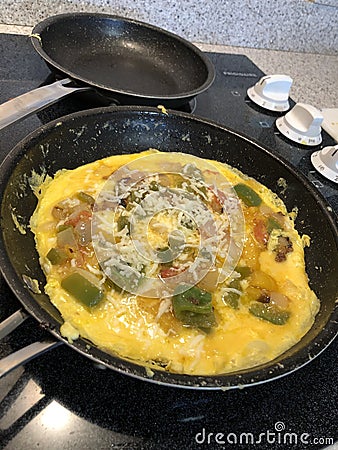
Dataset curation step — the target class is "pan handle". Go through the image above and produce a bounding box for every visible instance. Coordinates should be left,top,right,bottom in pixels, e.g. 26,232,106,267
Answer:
0,309,63,378
0,309,29,339
0,340,62,378
0,78,91,131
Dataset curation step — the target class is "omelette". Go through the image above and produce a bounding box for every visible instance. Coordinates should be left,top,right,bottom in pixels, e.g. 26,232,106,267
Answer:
30,150,319,375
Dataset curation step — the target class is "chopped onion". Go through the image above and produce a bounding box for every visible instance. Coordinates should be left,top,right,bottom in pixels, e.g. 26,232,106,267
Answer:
57,226,77,249
270,291,289,309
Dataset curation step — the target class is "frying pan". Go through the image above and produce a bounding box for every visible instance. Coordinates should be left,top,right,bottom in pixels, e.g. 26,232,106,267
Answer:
0,13,215,130
0,106,337,389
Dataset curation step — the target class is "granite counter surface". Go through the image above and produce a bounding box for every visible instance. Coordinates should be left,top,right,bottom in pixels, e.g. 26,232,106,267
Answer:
0,0,337,55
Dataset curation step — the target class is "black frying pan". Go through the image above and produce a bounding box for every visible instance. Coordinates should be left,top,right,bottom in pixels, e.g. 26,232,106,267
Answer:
0,13,215,130
0,106,337,389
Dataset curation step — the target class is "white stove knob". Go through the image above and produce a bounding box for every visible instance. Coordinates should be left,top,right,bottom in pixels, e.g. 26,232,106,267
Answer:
247,74,293,112
311,145,338,183
276,103,323,146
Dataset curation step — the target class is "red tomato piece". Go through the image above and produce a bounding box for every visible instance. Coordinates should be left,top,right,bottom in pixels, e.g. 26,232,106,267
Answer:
159,267,187,278
253,219,269,246
208,188,225,213
65,209,92,227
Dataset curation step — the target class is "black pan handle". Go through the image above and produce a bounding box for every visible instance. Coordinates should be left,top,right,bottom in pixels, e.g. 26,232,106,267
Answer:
0,309,62,378
0,78,91,131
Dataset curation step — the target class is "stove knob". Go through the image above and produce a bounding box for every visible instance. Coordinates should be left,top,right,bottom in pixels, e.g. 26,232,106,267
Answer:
311,145,338,183
247,74,293,112
276,103,323,146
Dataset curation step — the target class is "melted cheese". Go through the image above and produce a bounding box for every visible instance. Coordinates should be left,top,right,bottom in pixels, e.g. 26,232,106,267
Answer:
30,150,319,375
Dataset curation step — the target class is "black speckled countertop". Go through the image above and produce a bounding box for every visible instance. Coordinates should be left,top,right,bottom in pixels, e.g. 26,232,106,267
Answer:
0,33,337,450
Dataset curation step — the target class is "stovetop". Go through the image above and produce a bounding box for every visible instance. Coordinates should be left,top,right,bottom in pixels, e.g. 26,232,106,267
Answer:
0,33,337,450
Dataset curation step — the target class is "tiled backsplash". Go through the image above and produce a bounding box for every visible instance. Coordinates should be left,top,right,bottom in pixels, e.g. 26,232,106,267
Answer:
0,0,337,55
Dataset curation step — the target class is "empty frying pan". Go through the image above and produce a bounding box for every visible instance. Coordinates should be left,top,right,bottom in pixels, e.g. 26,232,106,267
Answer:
0,13,215,130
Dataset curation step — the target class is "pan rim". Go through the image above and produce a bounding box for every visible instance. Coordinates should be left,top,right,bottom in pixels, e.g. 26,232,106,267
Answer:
0,105,337,389
30,12,216,101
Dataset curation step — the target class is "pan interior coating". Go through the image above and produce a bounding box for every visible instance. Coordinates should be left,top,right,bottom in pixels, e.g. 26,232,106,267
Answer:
33,15,211,95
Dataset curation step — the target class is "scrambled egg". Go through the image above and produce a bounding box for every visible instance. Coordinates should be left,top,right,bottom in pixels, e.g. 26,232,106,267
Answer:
30,150,319,375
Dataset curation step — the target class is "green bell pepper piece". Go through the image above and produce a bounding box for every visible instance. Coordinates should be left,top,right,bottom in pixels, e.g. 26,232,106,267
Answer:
267,217,283,233
56,224,73,233
117,215,130,232
76,191,95,205
149,180,159,191
249,302,290,325
177,310,217,329
223,291,240,309
172,285,216,330
223,267,251,309
61,272,104,307
234,183,262,207
235,266,252,279
46,247,68,265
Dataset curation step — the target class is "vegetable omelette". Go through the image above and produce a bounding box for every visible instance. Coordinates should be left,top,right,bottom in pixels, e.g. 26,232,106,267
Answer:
30,150,319,375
